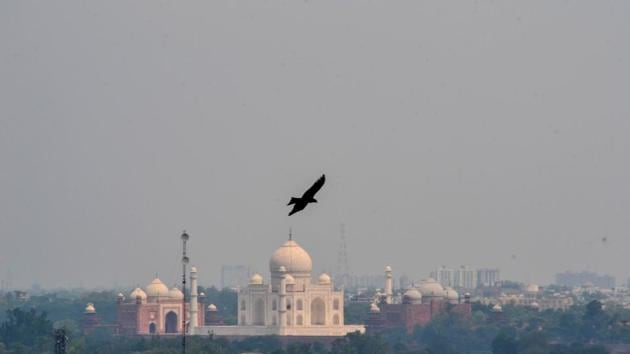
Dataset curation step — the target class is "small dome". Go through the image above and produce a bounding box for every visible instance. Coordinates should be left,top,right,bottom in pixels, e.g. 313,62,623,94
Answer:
208,304,217,311
146,278,169,298
190,266,198,273
84,303,96,313
492,303,503,312
444,287,459,301
249,273,264,285
269,240,313,276
403,288,423,304
370,303,381,313
168,287,184,300
117,293,125,299
530,301,540,309
385,265,392,272
285,274,296,284
130,287,147,300
199,292,206,297
418,278,445,298
318,273,331,285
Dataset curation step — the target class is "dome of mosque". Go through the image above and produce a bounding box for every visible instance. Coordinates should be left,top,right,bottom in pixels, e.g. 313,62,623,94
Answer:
444,286,459,301
130,287,147,300
168,287,184,300
318,273,331,285
269,240,312,275
208,304,217,311
418,278,445,298
249,273,264,285
146,278,169,298
84,303,96,314
403,288,423,304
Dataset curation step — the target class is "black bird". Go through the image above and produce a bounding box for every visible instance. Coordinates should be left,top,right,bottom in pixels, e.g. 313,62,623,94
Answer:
288,174,326,216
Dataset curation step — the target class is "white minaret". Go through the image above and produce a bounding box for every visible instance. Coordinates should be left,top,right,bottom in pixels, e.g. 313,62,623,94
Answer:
278,266,287,328
190,266,199,330
385,265,393,304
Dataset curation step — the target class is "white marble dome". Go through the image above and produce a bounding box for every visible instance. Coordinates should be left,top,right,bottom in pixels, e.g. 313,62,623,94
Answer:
208,304,217,311
84,303,96,313
418,278,445,298
130,287,147,300
168,287,184,300
249,273,264,285
318,273,331,285
269,240,312,275
146,278,169,298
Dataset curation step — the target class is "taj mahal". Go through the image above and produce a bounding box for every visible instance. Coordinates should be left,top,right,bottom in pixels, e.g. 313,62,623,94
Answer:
194,237,364,337
106,236,364,338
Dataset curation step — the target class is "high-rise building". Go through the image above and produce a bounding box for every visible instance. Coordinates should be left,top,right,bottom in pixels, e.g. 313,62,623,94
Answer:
431,266,454,287
399,275,410,291
477,268,500,287
453,265,477,289
221,265,251,289
555,271,615,289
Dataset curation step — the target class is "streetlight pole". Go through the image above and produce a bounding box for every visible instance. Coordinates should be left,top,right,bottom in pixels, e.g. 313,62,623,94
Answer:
181,231,189,354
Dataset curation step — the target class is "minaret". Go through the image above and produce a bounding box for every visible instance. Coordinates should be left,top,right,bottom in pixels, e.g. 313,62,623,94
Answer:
190,266,199,331
278,266,287,328
385,266,393,304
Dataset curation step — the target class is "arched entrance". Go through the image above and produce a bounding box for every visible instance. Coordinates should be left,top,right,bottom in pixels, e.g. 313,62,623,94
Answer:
149,322,156,334
311,298,325,325
253,298,265,325
164,311,178,333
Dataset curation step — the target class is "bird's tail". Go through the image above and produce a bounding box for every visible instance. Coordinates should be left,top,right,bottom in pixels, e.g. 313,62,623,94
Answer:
287,197,300,206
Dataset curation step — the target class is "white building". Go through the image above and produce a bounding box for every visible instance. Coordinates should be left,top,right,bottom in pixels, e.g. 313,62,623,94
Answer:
193,238,364,337
453,265,477,289
431,266,454,288
477,268,500,287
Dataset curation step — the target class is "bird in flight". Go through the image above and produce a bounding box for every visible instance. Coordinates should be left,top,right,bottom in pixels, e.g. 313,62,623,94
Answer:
288,174,326,216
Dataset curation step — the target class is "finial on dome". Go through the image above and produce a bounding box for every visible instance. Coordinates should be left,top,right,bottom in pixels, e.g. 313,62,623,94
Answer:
289,227,292,241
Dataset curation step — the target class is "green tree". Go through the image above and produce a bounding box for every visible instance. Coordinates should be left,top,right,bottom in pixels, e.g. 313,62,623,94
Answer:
0,308,53,352
491,330,517,354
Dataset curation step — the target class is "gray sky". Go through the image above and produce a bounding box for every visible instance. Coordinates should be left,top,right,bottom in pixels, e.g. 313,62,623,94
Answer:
1,1,629,289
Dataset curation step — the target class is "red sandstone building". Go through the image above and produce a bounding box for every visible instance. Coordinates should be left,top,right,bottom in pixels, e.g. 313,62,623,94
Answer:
116,276,205,335
365,269,472,334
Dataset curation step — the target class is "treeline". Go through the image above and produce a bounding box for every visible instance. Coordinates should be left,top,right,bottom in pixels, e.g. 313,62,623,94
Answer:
2,286,630,353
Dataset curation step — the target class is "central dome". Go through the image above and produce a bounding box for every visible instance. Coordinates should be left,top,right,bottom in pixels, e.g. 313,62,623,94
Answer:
269,240,312,275
146,278,169,298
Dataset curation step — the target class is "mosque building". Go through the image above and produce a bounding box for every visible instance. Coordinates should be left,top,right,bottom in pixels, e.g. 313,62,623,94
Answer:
366,266,472,334
115,269,205,335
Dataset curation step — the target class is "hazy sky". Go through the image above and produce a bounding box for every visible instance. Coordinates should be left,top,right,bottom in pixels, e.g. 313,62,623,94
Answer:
1,1,628,289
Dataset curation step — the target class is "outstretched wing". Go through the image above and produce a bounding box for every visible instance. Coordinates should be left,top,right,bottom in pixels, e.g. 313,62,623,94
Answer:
302,174,325,199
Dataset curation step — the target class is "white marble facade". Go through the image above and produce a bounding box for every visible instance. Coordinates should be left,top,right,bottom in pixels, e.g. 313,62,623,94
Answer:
193,238,364,336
